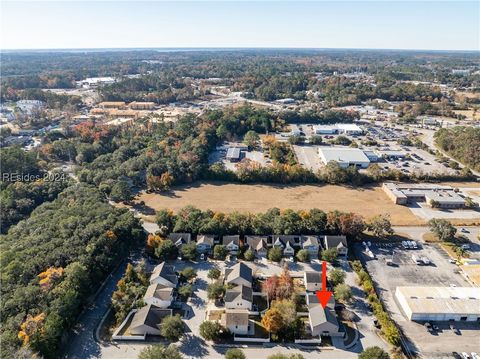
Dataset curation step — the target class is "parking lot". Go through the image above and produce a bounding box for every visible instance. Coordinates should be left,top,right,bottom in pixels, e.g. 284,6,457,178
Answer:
355,242,480,358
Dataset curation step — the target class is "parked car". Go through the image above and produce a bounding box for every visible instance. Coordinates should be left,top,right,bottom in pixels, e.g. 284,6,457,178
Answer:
471,353,479,359
452,353,462,359
461,353,470,359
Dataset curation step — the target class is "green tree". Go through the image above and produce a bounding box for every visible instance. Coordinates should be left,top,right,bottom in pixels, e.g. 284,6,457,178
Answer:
155,209,175,233
243,130,260,149
138,344,184,359
428,218,457,242
207,282,226,300
180,267,197,281
309,135,323,145
225,348,246,359
358,346,390,359
199,320,226,341
334,283,352,303
288,135,305,145
367,214,394,238
268,247,283,262
160,315,184,341
322,161,348,184
213,245,229,260
244,248,255,261
155,240,178,260
180,242,197,261
328,268,346,287
321,248,338,263
296,249,310,262
110,180,132,202
178,284,193,300
207,268,221,281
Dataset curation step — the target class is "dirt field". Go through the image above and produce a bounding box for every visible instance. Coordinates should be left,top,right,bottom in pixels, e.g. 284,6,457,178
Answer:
135,182,424,225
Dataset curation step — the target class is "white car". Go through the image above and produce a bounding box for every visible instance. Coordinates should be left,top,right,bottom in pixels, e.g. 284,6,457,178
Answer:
449,259,456,264
462,352,471,359
471,353,479,359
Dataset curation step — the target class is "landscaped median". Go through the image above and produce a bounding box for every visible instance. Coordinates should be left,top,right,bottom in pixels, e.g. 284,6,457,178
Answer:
350,260,402,347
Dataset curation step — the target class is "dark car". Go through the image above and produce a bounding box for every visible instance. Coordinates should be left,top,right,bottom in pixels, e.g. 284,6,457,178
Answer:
452,352,462,359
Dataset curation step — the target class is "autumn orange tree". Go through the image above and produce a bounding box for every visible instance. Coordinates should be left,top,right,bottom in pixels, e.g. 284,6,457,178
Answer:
18,313,46,346
261,308,283,334
37,267,64,292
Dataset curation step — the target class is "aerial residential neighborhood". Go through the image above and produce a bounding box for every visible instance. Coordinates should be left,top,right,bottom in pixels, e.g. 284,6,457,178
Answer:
1,1,479,359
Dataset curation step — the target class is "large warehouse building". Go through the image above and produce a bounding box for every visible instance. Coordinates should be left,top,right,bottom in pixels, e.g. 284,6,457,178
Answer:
395,286,480,322
318,147,370,168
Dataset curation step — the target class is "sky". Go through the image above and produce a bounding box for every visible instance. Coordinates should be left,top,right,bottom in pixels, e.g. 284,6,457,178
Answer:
0,1,479,51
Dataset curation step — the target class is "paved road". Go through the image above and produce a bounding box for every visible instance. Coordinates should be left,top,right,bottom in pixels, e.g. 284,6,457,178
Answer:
420,129,480,177
62,253,140,359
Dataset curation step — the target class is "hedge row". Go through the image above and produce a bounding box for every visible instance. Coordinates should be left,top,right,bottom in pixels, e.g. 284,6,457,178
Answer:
351,260,401,346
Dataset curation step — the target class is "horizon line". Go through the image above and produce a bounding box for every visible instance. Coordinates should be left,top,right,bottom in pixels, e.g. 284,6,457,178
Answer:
1,46,479,53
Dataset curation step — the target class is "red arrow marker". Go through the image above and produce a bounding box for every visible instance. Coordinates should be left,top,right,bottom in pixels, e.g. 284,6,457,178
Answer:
315,261,332,309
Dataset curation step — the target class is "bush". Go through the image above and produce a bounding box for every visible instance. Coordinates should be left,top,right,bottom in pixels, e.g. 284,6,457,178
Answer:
244,248,255,261
321,248,338,263
180,267,197,281
351,260,362,272
358,346,390,359
199,320,227,341
138,344,184,359
160,315,184,341
296,249,310,262
225,348,246,359
268,247,283,262
213,245,229,260
334,283,352,303
207,267,221,280
328,268,346,286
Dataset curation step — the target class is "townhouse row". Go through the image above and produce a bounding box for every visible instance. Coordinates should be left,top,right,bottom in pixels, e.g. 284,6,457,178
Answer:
168,233,349,258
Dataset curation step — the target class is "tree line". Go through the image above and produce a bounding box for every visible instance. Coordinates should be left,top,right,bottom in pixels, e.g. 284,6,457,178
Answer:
0,184,143,358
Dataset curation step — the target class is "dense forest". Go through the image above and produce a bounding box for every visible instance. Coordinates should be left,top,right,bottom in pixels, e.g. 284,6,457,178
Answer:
2,49,479,105
0,184,143,358
435,126,480,172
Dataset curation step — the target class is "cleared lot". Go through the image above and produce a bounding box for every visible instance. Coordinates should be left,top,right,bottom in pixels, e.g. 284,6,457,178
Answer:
355,242,479,358
135,182,422,225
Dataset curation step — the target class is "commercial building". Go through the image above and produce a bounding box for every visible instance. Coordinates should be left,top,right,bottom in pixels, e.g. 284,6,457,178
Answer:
376,150,405,160
337,123,363,135
129,101,156,110
313,123,363,135
318,147,370,169
382,183,466,208
395,286,480,322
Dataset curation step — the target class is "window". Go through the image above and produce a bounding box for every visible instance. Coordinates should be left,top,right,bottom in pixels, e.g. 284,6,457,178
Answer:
461,317,467,321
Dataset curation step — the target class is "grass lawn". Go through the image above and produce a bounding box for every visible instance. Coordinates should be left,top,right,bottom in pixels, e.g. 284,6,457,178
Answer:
134,181,423,225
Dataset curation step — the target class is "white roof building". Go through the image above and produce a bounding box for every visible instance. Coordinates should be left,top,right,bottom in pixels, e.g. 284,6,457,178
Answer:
336,123,363,134
395,286,480,322
318,147,370,169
